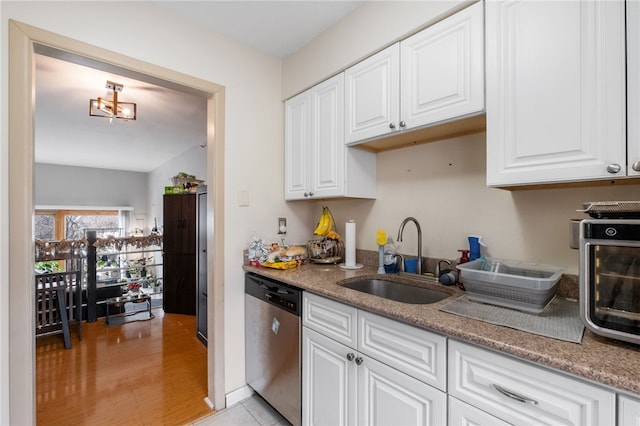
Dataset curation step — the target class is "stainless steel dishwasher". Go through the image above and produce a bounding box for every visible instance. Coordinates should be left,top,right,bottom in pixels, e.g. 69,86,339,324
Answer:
245,272,302,426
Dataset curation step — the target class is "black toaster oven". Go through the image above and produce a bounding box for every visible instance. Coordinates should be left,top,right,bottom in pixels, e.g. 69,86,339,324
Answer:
580,219,640,345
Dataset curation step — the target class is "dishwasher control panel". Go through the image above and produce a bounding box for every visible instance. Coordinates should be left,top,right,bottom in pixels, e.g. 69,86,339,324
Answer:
245,273,302,316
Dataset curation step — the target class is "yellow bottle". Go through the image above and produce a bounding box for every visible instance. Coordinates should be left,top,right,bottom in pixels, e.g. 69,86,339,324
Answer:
376,229,387,273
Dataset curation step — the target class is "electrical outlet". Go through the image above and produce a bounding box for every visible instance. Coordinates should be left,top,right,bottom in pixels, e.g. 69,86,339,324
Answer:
278,217,287,234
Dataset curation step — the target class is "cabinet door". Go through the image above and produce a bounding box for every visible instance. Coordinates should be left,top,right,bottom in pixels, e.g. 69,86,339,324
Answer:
400,1,484,129
310,74,345,198
345,44,400,144
358,354,446,426
486,0,626,186
627,0,640,177
163,194,196,254
619,395,640,426
285,90,312,200
448,396,510,426
302,327,357,426
163,195,182,253
163,254,196,315
449,340,615,425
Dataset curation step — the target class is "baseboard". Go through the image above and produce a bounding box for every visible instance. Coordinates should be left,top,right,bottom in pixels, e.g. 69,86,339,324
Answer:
203,396,214,410
225,385,254,407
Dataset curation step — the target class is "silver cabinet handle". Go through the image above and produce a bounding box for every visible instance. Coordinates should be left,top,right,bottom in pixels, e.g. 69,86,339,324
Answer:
606,163,622,174
399,120,406,128
633,161,640,172
355,357,363,365
389,123,396,129
304,192,314,197
493,384,538,405
346,353,355,361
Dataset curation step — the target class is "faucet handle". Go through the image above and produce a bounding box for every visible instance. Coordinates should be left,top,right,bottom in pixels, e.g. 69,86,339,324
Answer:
435,259,451,277
394,254,405,272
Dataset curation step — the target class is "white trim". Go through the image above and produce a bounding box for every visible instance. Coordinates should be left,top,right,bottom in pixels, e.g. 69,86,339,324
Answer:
203,396,215,410
225,386,255,407
35,205,134,211
8,19,227,423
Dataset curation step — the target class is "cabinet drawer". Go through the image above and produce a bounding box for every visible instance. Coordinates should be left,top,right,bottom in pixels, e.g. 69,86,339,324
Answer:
303,293,357,348
449,340,615,425
358,310,447,391
619,394,640,426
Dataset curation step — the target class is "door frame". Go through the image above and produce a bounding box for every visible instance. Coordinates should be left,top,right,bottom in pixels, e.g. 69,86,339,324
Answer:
8,20,226,424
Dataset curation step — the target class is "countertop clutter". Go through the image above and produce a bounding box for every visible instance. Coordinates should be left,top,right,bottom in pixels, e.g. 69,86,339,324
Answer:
243,261,640,396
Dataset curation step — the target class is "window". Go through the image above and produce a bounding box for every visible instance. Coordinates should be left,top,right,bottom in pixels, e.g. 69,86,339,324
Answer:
35,209,122,240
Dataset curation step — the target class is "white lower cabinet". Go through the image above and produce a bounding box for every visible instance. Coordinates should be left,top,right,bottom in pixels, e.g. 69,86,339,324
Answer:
448,396,510,426
300,293,640,425
358,353,446,426
302,293,446,426
448,340,616,425
619,395,640,426
303,327,357,426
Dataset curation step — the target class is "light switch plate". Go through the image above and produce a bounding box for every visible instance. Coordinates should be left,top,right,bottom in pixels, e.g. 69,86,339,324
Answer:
238,190,249,207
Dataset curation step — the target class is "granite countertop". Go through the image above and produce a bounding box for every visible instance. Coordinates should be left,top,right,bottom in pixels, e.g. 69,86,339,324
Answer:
243,262,640,396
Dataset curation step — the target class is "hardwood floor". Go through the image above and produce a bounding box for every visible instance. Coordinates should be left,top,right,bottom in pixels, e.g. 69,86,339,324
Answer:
36,309,213,426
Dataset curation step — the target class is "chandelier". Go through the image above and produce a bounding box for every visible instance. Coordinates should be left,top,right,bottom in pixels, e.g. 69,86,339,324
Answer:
89,80,136,121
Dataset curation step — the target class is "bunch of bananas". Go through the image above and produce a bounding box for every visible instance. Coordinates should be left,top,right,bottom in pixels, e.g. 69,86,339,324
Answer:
313,206,341,240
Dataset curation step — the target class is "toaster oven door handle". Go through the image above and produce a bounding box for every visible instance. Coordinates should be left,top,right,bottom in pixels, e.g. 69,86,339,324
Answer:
493,384,539,405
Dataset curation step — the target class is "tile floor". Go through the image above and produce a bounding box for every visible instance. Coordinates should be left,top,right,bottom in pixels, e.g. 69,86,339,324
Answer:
192,394,291,426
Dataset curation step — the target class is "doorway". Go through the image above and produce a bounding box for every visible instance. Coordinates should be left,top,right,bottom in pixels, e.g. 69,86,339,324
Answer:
8,20,226,425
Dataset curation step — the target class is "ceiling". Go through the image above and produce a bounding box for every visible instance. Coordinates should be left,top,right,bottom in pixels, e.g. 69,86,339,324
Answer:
150,1,363,59
34,1,363,173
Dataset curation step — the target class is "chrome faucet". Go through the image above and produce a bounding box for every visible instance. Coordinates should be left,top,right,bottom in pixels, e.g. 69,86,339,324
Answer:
397,217,422,275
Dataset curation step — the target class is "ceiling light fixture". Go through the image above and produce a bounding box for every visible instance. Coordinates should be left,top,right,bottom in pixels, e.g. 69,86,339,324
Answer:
89,80,136,121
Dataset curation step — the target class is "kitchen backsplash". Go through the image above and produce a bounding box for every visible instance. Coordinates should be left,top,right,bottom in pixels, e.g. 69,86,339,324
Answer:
243,248,579,300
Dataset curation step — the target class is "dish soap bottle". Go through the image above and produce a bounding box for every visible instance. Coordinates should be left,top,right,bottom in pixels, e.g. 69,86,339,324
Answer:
383,237,398,273
468,235,486,261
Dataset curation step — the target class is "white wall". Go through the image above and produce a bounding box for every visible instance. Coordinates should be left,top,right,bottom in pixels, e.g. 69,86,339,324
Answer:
283,0,640,276
318,134,640,274
282,0,470,99
0,1,7,423
148,144,207,234
0,1,315,415
35,163,147,212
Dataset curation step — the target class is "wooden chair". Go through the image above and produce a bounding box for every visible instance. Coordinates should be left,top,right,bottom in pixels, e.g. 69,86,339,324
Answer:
35,271,82,349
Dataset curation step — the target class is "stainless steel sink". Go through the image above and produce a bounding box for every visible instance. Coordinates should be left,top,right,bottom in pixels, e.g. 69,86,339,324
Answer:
339,278,450,304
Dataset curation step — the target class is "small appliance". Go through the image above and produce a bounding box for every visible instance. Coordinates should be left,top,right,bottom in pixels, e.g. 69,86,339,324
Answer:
579,212,640,345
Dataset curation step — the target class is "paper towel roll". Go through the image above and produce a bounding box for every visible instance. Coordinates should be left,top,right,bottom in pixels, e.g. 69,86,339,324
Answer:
345,220,356,267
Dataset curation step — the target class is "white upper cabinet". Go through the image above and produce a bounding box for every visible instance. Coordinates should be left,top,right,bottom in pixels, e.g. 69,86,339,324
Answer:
627,0,640,177
400,1,484,130
284,89,312,200
310,75,345,199
345,1,484,147
285,74,376,200
486,0,626,187
344,44,400,144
